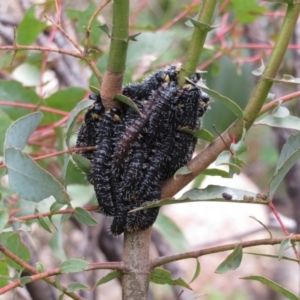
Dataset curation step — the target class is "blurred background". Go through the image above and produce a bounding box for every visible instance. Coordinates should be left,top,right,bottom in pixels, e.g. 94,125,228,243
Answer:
0,0,300,299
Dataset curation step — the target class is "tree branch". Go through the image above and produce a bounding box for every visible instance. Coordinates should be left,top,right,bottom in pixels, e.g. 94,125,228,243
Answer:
152,234,300,268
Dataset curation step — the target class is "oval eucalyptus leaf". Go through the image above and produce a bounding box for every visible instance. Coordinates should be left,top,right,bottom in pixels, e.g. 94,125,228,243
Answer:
66,282,90,293
154,213,188,252
215,243,243,274
278,238,293,260
89,85,101,94
113,94,142,117
6,232,31,270
74,207,98,226
255,115,300,131
60,258,89,274
173,165,192,178
272,106,290,118
150,268,192,289
6,147,70,204
36,262,45,273
0,210,8,232
269,132,300,200
0,109,12,156
189,259,201,283
130,185,260,211
4,112,43,152
94,271,123,287
66,100,94,148
20,276,32,285
180,127,214,142
197,83,243,118
0,261,9,288
241,276,299,300
72,153,92,174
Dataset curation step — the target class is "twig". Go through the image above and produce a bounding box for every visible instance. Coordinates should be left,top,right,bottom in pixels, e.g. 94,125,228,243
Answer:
269,201,300,264
152,234,300,268
8,204,99,223
0,245,84,300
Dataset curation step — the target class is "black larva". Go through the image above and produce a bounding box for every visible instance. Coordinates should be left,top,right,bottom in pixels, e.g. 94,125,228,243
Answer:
75,66,210,235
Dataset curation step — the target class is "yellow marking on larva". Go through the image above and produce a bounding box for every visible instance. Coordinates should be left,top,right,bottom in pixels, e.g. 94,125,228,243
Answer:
183,84,192,90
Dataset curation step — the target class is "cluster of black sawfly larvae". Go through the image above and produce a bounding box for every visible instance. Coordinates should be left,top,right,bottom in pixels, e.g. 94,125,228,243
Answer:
76,64,210,235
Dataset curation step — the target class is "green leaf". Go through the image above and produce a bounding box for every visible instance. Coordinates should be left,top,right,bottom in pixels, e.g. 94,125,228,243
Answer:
130,185,260,211
278,238,293,260
89,85,100,94
232,0,266,24
36,262,45,273
252,60,265,76
98,24,111,37
20,276,32,285
74,207,98,226
6,232,31,270
255,115,300,131
241,276,299,300
269,132,300,200
61,204,73,224
272,106,290,118
55,276,63,292
249,216,272,239
0,210,9,232
17,6,47,45
197,83,243,118
154,213,188,252
0,81,40,120
66,99,94,148
113,94,142,117
94,271,122,287
58,295,64,300
173,165,192,178
60,259,89,274
72,153,92,174
0,261,9,288
201,168,229,178
230,128,248,155
66,3,102,45
0,109,12,156
189,259,201,283
215,243,243,274
150,268,191,289
180,127,214,142
42,88,87,124
66,282,90,292
4,112,43,153
50,202,65,214
186,17,217,31
38,215,53,233
6,147,70,204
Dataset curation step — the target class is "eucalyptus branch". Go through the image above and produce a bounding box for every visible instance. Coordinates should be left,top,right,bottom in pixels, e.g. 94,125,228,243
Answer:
0,45,82,58
101,0,129,110
178,0,218,85
259,90,300,116
161,3,300,199
243,4,300,129
8,205,99,223
152,234,300,268
0,248,126,296
0,245,84,300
